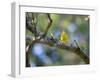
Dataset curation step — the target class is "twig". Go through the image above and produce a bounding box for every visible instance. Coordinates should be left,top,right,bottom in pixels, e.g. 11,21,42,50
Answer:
26,13,39,39
41,13,52,38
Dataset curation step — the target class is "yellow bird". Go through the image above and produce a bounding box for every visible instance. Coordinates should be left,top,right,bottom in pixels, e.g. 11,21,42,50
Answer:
60,31,69,42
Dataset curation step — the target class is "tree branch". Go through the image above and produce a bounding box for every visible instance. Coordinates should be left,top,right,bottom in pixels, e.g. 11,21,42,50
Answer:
29,37,89,64
42,13,52,37
35,13,53,41
26,13,40,40
26,13,52,41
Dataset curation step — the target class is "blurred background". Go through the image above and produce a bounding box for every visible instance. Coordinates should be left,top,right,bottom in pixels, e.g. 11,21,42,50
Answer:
26,12,89,67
